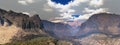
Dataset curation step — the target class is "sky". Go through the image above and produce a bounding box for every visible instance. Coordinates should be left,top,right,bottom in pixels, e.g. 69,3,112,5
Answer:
0,0,120,21
51,0,74,5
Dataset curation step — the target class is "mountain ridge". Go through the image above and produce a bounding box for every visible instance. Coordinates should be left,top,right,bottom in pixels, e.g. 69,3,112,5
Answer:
0,8,48,44
1,8,120,45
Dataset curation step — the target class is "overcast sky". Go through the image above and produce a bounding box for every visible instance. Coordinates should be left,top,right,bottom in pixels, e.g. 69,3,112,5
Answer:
0,0,120,20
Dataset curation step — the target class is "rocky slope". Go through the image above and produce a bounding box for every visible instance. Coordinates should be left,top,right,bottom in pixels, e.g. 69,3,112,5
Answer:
0,25,20,44
0,8,47,44
0,8,74,45
76,13,120,38
73,34,120,45
72,13,120,45
42,20,74,39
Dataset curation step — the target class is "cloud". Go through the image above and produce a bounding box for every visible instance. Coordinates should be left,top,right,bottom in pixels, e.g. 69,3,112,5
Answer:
43,8,53,12
83,8,107,14
22,12,30,15
47,0,89,12
18,0,106,19
26,0,34,3
18,0,39,5
80,8,108,20
18,0,28,5
17,0,107,21
43,4,53,12
47,0,107,21
47,0,90,20
89,0,104,7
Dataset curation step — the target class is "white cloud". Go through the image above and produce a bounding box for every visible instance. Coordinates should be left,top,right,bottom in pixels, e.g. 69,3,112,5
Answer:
47,0,89,12
47,0,107,21
43,4,53,12
22,12,30,15
47,0,104,13
18,0,40,5
17,0,106,21
18,0,104,19
20,0,104,23
26,0,34,3
89,0,104,7
83,8,107,14
80,8,108,20
60,12,72,19
18,0,28,5
47,0,90,20
60,9,75,18
43,8,53,12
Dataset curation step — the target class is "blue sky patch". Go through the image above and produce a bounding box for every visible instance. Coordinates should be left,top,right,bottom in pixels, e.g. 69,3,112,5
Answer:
51,0,74,5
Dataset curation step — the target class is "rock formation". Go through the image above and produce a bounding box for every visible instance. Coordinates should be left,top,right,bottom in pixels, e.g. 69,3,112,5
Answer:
0,8,46,44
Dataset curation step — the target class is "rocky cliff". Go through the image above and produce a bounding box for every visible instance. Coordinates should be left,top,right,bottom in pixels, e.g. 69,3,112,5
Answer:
0,8,46,44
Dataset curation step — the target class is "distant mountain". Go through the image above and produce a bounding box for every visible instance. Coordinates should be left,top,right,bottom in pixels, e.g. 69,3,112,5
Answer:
42,20,75,39
41,13,120,45
75,13,120,38
42,13,120,39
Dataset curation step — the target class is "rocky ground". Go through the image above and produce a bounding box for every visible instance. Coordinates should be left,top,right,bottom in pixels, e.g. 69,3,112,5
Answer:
73,34,120,45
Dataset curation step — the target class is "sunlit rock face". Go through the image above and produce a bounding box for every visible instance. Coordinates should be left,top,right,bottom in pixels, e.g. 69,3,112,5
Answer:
0,25,23,44
51,0,74,5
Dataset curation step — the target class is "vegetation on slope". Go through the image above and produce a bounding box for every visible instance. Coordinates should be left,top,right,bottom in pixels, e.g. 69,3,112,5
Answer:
2,37,72,45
